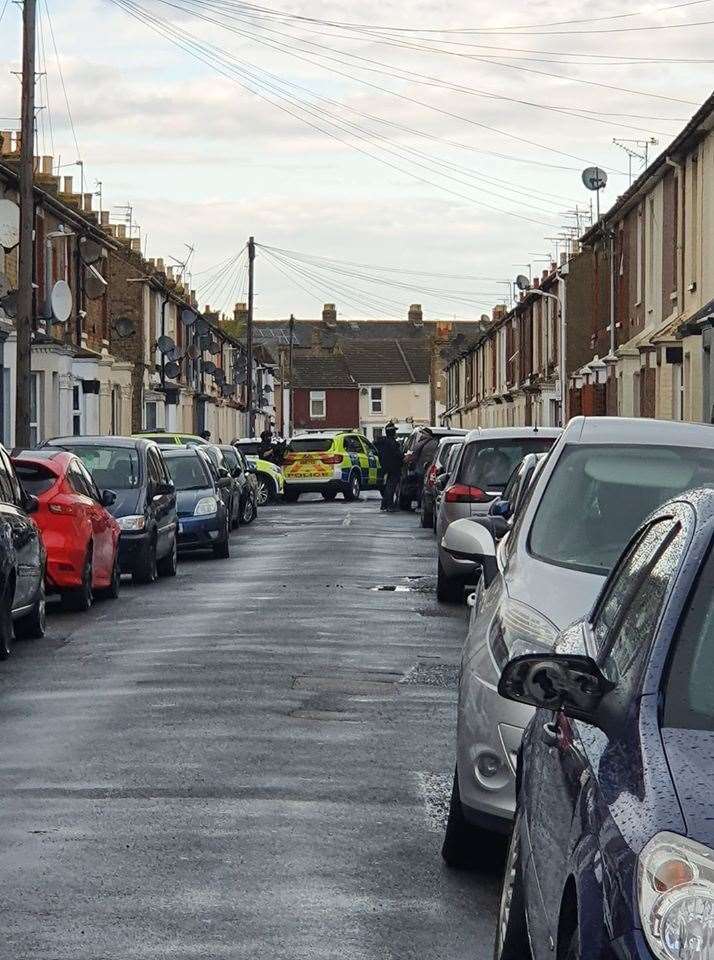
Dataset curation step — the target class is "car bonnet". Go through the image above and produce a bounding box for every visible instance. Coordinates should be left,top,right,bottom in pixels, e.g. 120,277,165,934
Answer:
504,547,605,629
660,729,714,845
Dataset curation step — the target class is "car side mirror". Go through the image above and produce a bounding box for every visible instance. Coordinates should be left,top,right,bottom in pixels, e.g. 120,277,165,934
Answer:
100,489,117,507
23,493,39,514
218,466,230,479
490,499,511,519
217,476,231,489
441,517,497,585
498,653,615,725
435,473,450,491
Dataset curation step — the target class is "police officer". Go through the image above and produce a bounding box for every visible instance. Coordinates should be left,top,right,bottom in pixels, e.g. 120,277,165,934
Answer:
375,422,404,512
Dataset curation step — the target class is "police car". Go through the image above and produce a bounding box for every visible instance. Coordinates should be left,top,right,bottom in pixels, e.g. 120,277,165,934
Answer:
282,431,382,502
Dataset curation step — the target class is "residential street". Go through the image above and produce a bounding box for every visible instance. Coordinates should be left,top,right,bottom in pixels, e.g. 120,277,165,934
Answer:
0,494,499,960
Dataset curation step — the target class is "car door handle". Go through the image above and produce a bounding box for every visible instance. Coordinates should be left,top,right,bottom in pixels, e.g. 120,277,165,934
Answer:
541,721,559,747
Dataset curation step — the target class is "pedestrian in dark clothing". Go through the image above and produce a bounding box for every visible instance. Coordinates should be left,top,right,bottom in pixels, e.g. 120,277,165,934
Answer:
375,423,404,512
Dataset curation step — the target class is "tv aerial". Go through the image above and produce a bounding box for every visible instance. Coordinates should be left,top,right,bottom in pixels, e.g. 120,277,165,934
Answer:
581,166,608,220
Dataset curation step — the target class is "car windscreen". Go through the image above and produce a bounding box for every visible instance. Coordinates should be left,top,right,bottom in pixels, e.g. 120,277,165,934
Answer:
60,445,142,489
288,439,334,453
165,454,212,491
665,547,714,732
236,442,260,456
458,438,555,491
529,444,714,576
15,462,57,495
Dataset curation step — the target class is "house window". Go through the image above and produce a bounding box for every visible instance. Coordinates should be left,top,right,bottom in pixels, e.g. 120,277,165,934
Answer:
72,385,83,436
369,386,383,414
636,205,643,305
310,390,326,419
30,372,42,447
145,400,157,431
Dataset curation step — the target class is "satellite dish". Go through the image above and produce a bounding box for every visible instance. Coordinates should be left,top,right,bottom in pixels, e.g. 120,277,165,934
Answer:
181,308,197,327
214,368,226,383
164,360,181,379
113,316,136,338
263,383,273,394
51,280,72,323
515,274,531,292
0,289,17,319
195,318,209,336
203,360,216,375
84,267,107,300
582,166,608,192
157,335,175,354
0,198,20,250
79,238,103,265
187,343,200,360
166,345,184,362
480,314,490,324
210,338,221,355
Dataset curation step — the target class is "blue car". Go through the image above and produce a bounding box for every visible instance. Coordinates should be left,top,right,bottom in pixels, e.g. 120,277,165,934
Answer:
163,447,231,559
494,487,714,960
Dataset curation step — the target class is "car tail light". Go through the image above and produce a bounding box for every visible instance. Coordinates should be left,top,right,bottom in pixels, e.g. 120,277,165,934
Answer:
426,464,437,488
320,454,343,464
444,483,490,503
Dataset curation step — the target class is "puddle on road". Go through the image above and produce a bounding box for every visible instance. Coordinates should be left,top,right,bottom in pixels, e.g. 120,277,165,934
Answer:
371,584,411,593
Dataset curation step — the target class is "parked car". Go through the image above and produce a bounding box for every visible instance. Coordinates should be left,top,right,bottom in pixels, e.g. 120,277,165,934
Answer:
280,431,382,502
398,426,468,511
198,444,238,528
494,486,714,960
0,444,46,656
134,431,208,448
163,447,231,558
232,439,285,505
431,441,465,533
435,426,561,601
420,435,464,529
13,450,121,610
43,437,178,584
219,444,258,525
440,416,714,868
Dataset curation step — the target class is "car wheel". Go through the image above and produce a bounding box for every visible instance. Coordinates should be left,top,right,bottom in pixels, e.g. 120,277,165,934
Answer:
284,489,299,503
63,552,93,612
437,556,464,603
442,766,496,869
133,537,158,585
157,536,178,577
344,472,361,501
321,490,337,501
256,476,272,506
398,486,412,510
99,551,121,599
420,498,433,528
493,810,531,959
242,495,257,524
16,576,47,640
0,577,14,659
213,517,231,559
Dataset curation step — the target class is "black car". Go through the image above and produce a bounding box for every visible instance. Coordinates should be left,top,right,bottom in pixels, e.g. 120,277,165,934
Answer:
198,444,237,528
0,444,46,657
42,437,177,584
399,426,469,510
218,444,256,526
163,447,231,558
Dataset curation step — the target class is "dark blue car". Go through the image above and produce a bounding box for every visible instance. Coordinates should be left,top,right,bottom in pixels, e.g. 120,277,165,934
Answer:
494,487,714,960
163,448,230,559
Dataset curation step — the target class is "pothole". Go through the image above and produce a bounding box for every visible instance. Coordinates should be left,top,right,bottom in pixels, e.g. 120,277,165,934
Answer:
370,584,411,592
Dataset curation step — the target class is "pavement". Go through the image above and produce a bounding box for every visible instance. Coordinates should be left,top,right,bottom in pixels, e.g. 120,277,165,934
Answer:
0,493,500,960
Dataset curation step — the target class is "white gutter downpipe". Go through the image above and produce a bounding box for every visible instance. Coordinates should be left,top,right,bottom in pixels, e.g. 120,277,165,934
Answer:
666,156,684,318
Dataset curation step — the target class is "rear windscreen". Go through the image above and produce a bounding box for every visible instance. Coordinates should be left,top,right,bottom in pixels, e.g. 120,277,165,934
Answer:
458,438,555,490
15,463,57,496
289,439,334,453
236,442,260,456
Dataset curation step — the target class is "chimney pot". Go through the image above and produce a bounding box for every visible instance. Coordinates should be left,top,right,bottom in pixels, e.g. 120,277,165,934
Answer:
63,176,73,194
322,303,337,327
234,301,249,323
156,257,165,272
100,210,110,226
41,156,53,175
83,192,93,211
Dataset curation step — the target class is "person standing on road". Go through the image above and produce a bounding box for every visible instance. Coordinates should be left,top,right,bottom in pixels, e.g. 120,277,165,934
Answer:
375,422,404,512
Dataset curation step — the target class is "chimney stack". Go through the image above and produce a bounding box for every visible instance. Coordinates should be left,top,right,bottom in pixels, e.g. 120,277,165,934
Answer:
116,224,127,240
83,193,93,212
130,238,141,253
41,156,53,175
100,210,110,227
234,302,249,323
322,303,337,327
408,303,423,326
156,257,165,273
62,176,73,194
492,304,507,322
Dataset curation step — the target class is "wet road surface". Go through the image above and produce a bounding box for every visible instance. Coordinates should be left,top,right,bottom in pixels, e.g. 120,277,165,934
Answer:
0,493,500,959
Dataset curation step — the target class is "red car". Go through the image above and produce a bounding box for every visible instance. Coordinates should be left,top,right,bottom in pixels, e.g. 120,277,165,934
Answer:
12,450,121,611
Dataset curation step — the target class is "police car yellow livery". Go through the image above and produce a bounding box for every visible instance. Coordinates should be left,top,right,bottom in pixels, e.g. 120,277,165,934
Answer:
283,431,383,502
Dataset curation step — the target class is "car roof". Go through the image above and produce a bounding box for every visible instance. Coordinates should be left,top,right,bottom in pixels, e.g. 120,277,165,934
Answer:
290,432,348,441
45,435,152,451
162,445,202,457
563,416,714,447
415,426,469,436
464,426,562,443
437,435,465,447
12,448,67,462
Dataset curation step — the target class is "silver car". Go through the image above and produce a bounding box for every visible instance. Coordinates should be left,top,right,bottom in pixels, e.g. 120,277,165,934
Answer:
440,416,714,868
435,427,561,602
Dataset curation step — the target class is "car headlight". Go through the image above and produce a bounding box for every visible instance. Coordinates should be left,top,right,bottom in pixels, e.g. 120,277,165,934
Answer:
639,832,714,960
116,515,146,531
194,496,218,516
489,597,559,670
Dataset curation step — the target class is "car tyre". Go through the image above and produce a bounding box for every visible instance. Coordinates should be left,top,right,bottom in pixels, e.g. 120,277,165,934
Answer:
213,517,231,559
157,536,178,577
493,810,531,959
99,551,121,599
256,475,275,506
343,472,361,501
0,577,14,659
322,490,337,501
420,497,433,528
63,553,93,612
242,494,257,524
437,556,464,603
16,576,46,639
133,536,158,585
284,489,299,503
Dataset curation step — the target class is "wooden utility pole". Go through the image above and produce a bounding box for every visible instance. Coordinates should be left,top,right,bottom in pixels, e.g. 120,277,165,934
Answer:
16,0,36,448
288,313,295,437
246,236,255,436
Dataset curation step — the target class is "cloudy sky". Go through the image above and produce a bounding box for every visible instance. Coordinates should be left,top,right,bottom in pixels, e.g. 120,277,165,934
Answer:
0,0,712,320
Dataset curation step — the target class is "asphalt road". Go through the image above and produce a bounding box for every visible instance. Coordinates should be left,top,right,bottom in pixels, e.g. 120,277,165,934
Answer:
0,493,500,960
